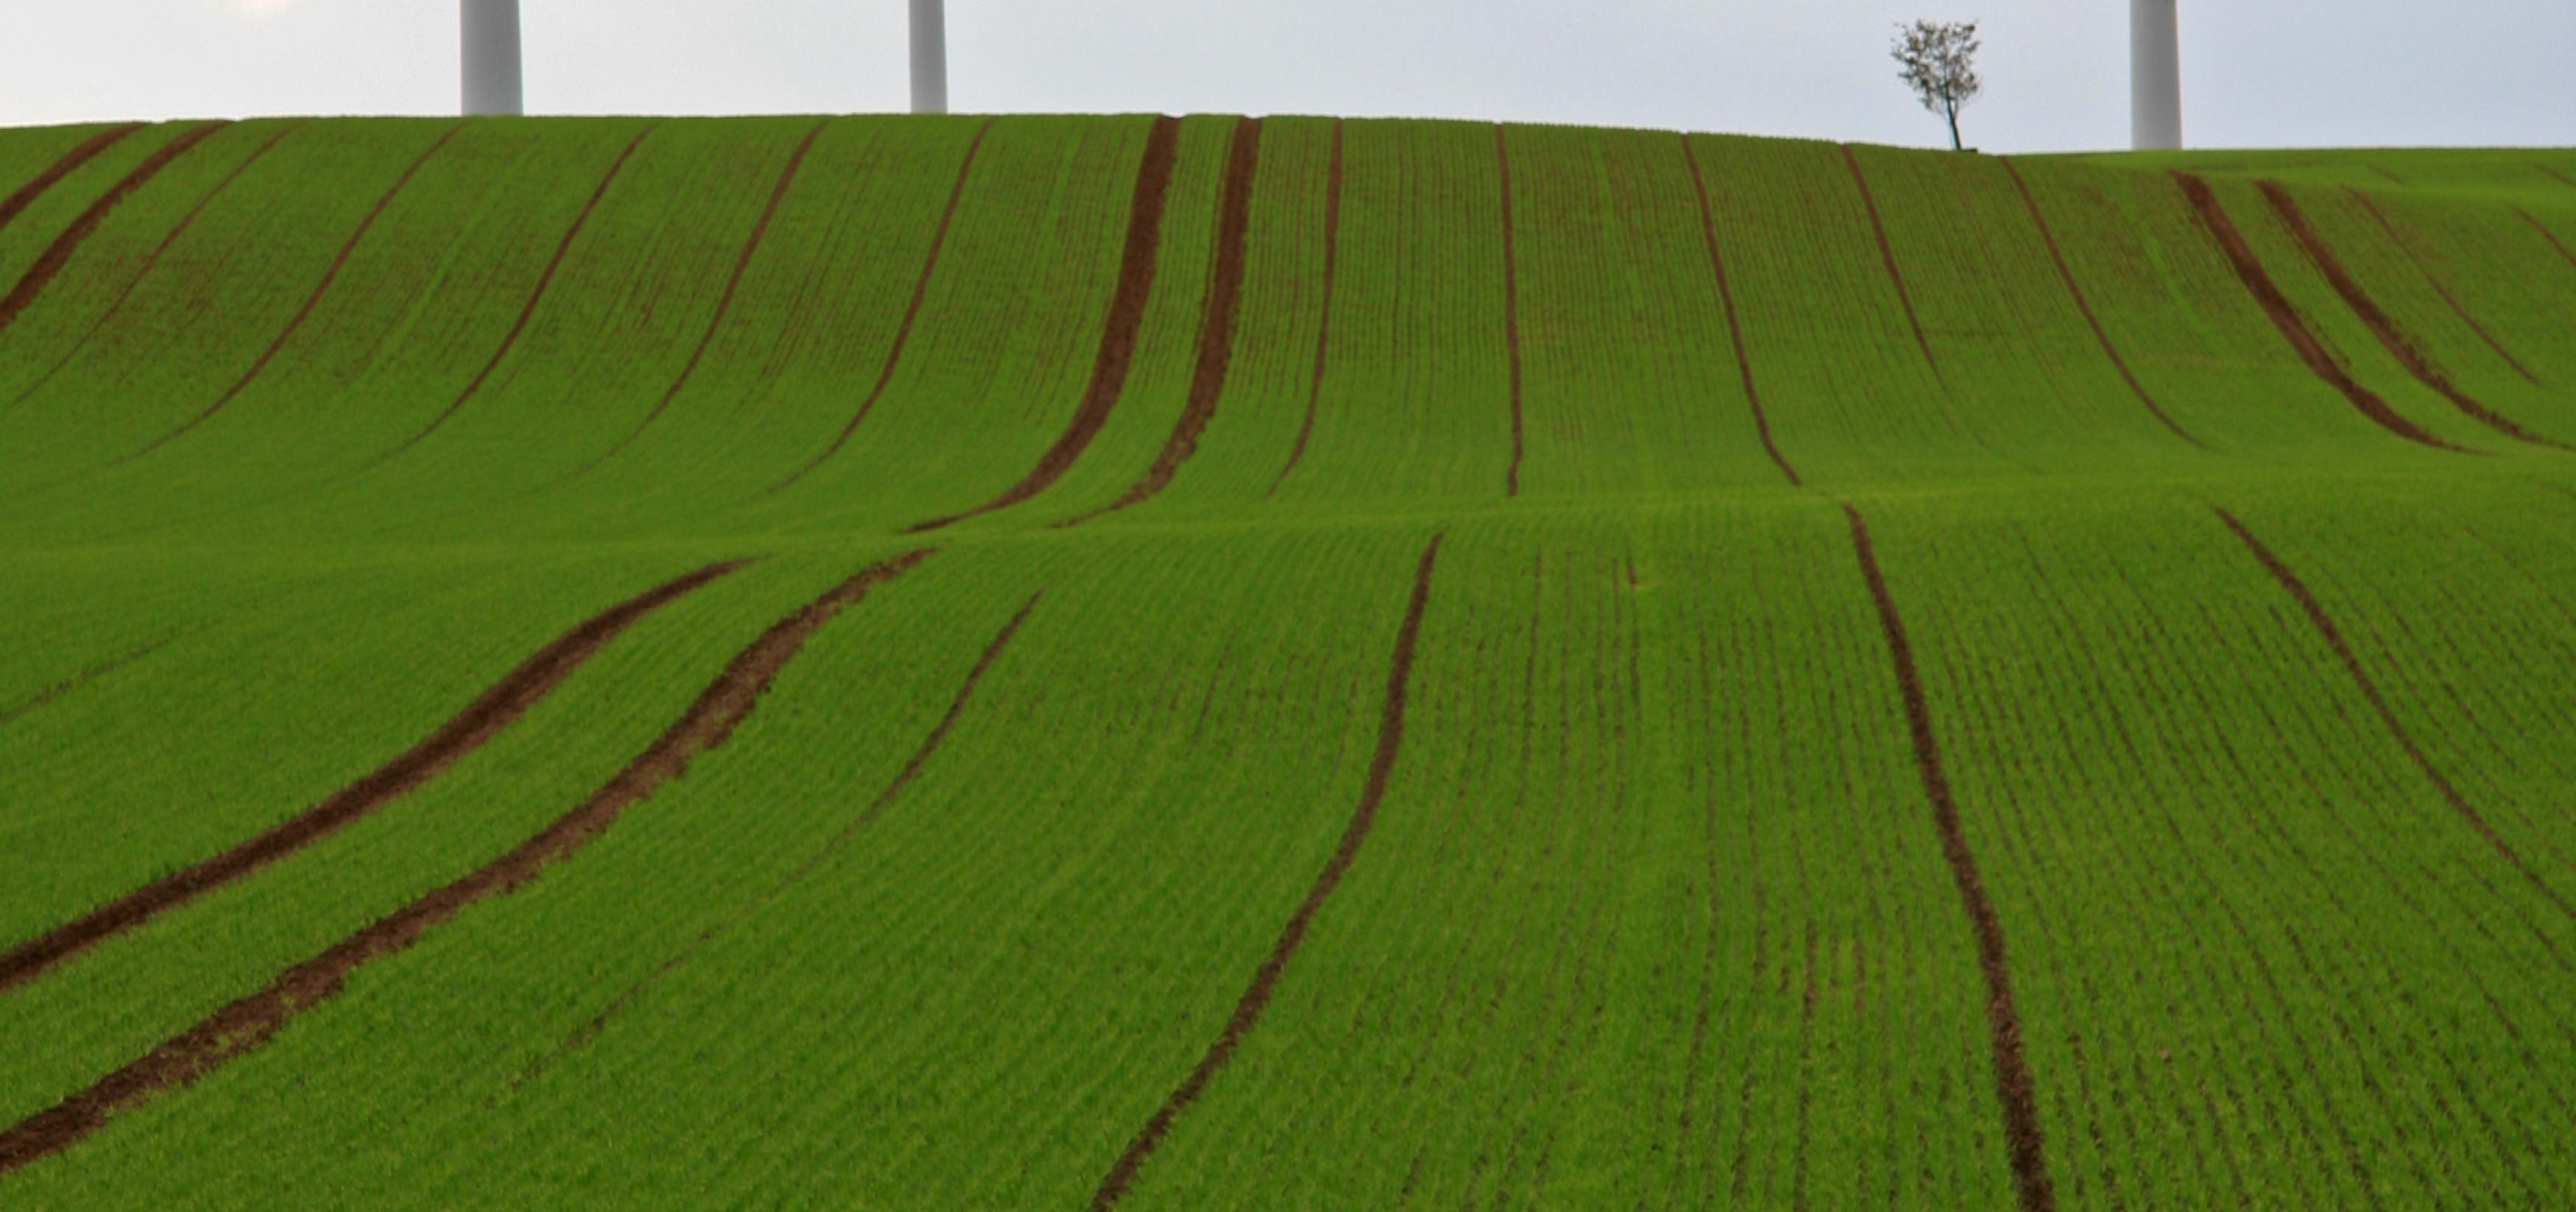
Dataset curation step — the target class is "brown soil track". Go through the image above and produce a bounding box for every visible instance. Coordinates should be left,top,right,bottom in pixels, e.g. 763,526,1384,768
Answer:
2212,508,2575,923
2171,172,2471,454
1267,121,1343,498
118,122,463,465
909,116,1183,533
1090,533,1444,1211
2345,186,2542,387
0,631,189,732
0,123,229,337
1060,118,1263,526
2535,163,2576,191
0,559,749,998
0,124,144,235
2256,180,2566,449
516,590,1038,1088
366,124,658,468
764,119,996,498
1840,503,2056,1212
572,120,828,478
1998,159,2208,449
2516,207,2576,273
1840,146,1942,386
0,549,930,1174
1681,136,1803,485
3,123,305,415
1497,124,1526,498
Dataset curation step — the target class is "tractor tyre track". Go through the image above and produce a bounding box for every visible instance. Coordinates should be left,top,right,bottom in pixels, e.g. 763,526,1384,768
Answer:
909,116,1183,533
764,119,996,497
367,124,658,469
1089,533,1445,1211
2346,187,2541,387
1062,117,1262,525
0,122,229,337
2535,163,2576,191
2517,207,2576,274
1267,120,1342,498
2257,180,2565,449
2213,508,2575,923
0,559,750,997
1681,135,1803,485
1841,503,2057,1212
571,120,828,479
514,591,1039,1089
4,123,304,416
1842,146,1942,386
117,123,462,465
1999,159,2207,449
1498,124,1526,498
2172,172,2471,454
0,124,144,235
0,550,932,1174
0,631,190,732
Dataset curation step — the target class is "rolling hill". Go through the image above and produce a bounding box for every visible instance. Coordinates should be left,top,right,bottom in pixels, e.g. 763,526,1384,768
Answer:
2,113,2573,1209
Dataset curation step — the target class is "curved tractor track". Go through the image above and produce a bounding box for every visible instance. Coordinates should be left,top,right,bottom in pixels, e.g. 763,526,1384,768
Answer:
1061,117,1264,526
0,122,230,337
116,123,464,465
0,124,145,235
909,116,1183,534
0,559,750,997
0,550,931,1175
1843,503,2058,1212
1090,534,1444,1210
2173,172,2471,455
2256,180,2564,449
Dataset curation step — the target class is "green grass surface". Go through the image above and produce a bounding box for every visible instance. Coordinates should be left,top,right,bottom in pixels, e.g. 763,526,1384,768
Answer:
1,113,2572,1209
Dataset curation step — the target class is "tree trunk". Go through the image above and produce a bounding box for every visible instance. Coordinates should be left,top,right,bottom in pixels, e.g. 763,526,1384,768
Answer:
1946,102,1963,151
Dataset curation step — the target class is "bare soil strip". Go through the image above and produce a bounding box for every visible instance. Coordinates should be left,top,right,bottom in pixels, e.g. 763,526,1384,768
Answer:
0,123,228,337
0,631,188,732
1061,118,1263,525
1090,534,1445,1211
1841,503,2057,1212
2346,187,2541,387
764,120,996,497
1680,135,1801,485
1999,160,2208,449
118,123,463,465
2256,180,2565,449
2517,207,2576,273
366,125,658,468
515,591,1039,1089
1840,146,1942,386
3,124,304,415
2172,172,2471,454
0,560,750,998
572,120,828,478
0,124,144,234
2213,508,2575,922
0,551,930,1174
908,116,1183,533
2535,163,2576,191
1495,125,1527,497
1266,120,1344,498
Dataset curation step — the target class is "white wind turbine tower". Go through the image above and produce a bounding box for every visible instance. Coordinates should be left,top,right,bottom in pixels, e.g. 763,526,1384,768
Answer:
912,0,949,113
462,0,524,116
2132,0,2182,149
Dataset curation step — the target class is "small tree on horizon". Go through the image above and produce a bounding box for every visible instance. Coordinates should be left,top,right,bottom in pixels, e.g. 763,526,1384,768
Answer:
1893,20,1983,151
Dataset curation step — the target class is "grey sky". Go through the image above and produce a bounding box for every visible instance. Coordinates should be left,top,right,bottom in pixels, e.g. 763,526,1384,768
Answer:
2,1,2569,152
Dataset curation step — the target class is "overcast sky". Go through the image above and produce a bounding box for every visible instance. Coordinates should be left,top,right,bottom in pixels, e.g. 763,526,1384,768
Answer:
2,1,2569,152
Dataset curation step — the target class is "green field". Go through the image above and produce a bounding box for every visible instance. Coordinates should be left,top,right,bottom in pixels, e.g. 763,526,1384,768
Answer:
1,113,2572,1209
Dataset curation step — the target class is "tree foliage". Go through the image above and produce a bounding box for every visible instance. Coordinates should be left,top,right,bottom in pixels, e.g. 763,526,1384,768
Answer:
1893,20,1982,150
